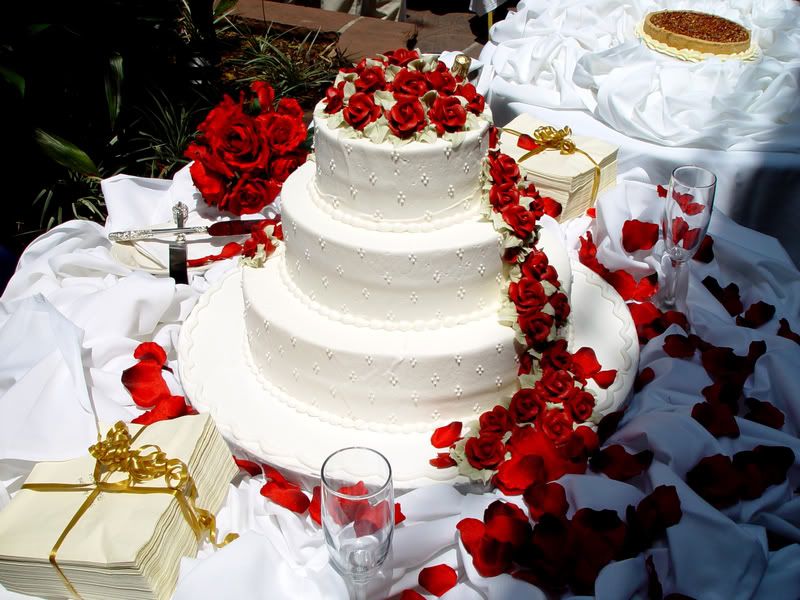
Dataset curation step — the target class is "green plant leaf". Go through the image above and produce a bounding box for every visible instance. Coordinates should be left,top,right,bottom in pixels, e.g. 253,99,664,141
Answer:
105,53,124,130
34,129,99,176
213,0,238,19
0,66,25,97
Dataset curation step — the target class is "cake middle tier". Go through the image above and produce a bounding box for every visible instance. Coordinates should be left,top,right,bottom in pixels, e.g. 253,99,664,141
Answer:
281,162,507,326
242,252,521,433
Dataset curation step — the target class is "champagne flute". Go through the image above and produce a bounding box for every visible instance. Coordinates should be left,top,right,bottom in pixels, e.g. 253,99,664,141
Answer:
321,447,394,593
660,166,716,309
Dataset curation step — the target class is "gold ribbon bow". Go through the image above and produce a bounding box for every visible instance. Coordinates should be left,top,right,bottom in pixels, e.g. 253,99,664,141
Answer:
22,421,238,599
503,125,602,203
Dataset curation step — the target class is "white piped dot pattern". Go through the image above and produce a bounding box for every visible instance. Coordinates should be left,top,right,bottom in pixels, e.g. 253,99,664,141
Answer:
454,385,463,397
457,286,466,300
476,365,485,376
431,373,440,386
421,173,430,186
397,191,406,206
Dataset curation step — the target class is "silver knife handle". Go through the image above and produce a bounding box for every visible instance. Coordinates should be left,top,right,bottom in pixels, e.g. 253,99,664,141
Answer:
108,226,206,242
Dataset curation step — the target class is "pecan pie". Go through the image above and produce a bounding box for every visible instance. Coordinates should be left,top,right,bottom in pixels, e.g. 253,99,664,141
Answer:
643,10,751,55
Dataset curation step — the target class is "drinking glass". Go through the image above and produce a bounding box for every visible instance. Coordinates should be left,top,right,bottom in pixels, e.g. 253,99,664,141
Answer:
660,165,716,309
321,447,394,586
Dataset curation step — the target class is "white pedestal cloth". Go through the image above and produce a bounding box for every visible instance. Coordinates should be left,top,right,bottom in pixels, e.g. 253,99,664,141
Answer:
476,0,800,265
2,170,800,598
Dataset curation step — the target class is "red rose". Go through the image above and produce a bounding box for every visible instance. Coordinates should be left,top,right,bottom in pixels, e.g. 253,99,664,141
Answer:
488,152,520,184
540,339,572,372
224,175,281,215
455,82,485,114
425,61,457,94
541,369,577,403
276,97,304,120
489,181,520,212
258,112,307,155
479,405,513,438
508,278,547,314
517,311,554,348
565,389,595,422
523,481,568,521
518,350,534,376
391,68,430,96
251,80,275,112
189,160,227,206
385,94,427,139
205,103,270,173
242,220,279,257
493,454,546,495
343,92,381,131
323,83,345,114
509,388,546,424
270,151,306,183
428,95,467,135
526,194,546,221
355,66,387,93
549,292,570,326
540,409,574,445
382,48,420,66
501,204,537,239
520,249,549,280
465,434,505,470
541,265,560,288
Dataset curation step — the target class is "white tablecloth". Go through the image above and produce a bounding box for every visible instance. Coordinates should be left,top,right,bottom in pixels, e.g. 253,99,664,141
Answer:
2,172,800,599
476,0,800,266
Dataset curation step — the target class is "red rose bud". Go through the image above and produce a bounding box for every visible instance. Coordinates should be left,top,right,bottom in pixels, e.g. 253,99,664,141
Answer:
391,68,430,96
323,83,345,113
385,94,427,139
250,80,275,111
343,92,382,131
354,66,387,93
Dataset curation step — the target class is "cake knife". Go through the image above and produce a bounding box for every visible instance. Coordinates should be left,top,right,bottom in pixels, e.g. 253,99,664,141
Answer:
108,219,266,242
169,203,189,285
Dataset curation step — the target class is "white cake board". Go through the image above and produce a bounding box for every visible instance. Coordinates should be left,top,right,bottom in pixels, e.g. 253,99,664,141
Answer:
178,262,638,489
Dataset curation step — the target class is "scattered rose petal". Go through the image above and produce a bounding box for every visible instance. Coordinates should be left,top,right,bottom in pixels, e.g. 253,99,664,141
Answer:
400,590,426,600
693,235,714,263
419,564,458,597
395,503,406,525
702,381,743,415
663,334,696,358
429,452,457,468
744,398,785,430
309,486,321,525
517,133,538,151
122,361,172,408
186,241,243,268
702,276,743,316
456,518,485,554
778,318,800,344
133,342,168,365
597,410,625,445
691,402,739,438
131,394,190,424
592,369,617,389
622,219,660,253
431,421,463,448
736,301,776,329
542,196,562,219
484,501,531,548
634,367,655,392
260,481,311,513
586,207,597,218
493,453,546,496
571,347,601,379
590,445,653,480
656,185,667,198
686,454,742,509
233,457,262,476
523,481,568,521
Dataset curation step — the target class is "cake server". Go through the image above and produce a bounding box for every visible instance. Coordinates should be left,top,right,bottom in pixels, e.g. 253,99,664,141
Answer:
169,203,189,285
108,219,266,242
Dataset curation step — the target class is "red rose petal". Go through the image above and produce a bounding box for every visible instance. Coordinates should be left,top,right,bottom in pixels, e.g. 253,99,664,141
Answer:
233,457,262,477
309,486,321,525
607,270,659,302
744,398,785,430
663,334,696,358
523,481,568,521
517,133,538,151
395,502,406,525
456,518,485,554
656,185,668,198
133,342,168,365
590,444,653,480
691,402,740,438
186,241,243,268
122,360,172,408
596,410,625,445
131,394,189,425
542,196,562,219
622,219,660,253
431,421,463,448
778,318,800,344
400,590,426,600
354,501,392,537
586,207,597,218
634,367,655,392
693,235,714,263
429,452,457,468
702,276,743,317
736,301,776,329
686,454,742,509
702,381,743,415
419,564,458,597
493,454,546,496
260,481,310,513
572,347,601,379
262,464,289,486
592,369,618,389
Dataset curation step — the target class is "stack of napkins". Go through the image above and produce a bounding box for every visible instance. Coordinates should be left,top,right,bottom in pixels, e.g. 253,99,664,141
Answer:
0,414,237,600
499,114,618,222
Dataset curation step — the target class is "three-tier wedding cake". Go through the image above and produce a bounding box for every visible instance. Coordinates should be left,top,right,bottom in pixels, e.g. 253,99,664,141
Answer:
179,51,636,487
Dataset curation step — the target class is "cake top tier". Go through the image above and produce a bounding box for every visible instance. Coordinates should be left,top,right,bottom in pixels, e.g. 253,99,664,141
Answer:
318,50,490,145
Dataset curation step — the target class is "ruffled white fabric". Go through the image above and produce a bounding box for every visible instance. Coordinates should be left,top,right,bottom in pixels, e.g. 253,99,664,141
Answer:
478,0,800,151
2,173,800,599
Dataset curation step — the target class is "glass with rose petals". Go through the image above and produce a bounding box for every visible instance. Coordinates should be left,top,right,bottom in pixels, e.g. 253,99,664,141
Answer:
661,165,716,309
321,447,394,587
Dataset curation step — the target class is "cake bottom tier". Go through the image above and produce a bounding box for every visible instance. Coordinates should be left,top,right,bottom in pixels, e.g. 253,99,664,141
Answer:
242,250,521,433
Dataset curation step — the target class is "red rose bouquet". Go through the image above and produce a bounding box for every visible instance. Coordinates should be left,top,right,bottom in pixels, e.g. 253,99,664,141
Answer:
185,81,308,215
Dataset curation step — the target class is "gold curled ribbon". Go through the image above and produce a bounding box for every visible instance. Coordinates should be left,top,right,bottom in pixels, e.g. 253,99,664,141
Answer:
21,421,238,600
503,125,603,204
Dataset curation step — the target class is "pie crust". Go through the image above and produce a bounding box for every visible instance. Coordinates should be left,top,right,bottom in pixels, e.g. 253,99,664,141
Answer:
643,10,750,56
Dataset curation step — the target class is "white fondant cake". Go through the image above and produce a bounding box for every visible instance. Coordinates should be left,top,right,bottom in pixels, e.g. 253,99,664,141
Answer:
241,98,573,433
